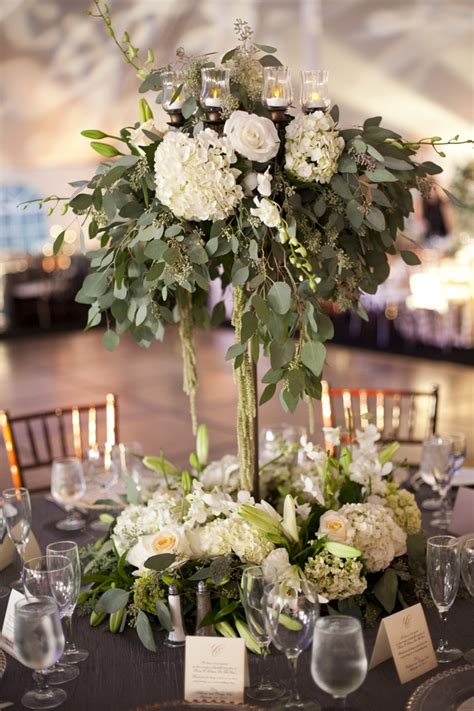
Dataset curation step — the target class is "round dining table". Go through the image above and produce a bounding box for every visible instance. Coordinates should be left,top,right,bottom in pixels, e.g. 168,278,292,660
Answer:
1,495,473,711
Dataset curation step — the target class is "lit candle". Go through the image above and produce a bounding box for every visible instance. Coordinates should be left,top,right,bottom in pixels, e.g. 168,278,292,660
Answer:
88,407,97,451
105,393,116,448
72,408,82,460
104,442,112,473
204,87,222,108
266,87,288,108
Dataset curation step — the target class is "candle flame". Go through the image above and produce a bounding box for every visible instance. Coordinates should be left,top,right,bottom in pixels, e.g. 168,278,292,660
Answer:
271,87,283,99
211,87,220,99
311,91,320,101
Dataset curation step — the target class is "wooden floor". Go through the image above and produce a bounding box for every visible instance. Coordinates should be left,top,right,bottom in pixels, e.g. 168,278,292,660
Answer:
0,326,473,490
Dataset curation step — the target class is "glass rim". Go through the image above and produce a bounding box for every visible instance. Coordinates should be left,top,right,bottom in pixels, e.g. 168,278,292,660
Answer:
242,565,264,579
2,486,29,497
52,456,82,465
23,554,73,573
46,540,78,552
315,615,361,633
427,535,458,547
15,595,59,616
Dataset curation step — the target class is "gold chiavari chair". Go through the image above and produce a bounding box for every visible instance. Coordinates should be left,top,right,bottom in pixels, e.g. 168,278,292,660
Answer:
320,382,439,445
0,394,119,488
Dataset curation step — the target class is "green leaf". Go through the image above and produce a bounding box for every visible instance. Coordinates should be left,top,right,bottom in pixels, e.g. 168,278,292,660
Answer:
363,116,382,128
225,342,247,360
241,311,258,343
259,54,283,67
181,97,197,119
325,541,361,559
366,168,398,183
400,250,421,266
69,193,93,211
280,387,298,413
187,567,212,582
146,263,165,281
188,244,208,264
95,588,129,614
90,142,123,158
221,47,238,62
52,231,65,256
346,200,364,229
366,144,384,162
144,553,176,572
267,282,292,315
103,329,120,351
252,293,270,323
81,129,107,139
270,340,294,369
231,263,249,286
136,610,156,652
331,174,352,200
259,383,276,405
352,138,366,154
255,43,278,53
366,206,386,231
210,301,226,328
155,600,173,632
373,568,398,613
301,341,326,377
420,160,443,175
82,271,109,297
383,157,413,171
338,154,357,174
262,367,283,384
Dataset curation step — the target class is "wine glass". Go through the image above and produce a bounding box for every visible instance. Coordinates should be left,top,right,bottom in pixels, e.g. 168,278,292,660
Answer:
14,597,67,709
241,566,285,702
461,536,474,662
260,425,307,466
23,554,80,684
263,582,320,710
112,442,143,484
2,486,32,591
426,535,462,663
0,498,11,598
46,541,89,664
51,458,86,531
311,616,367,710
86,447,119,531
420,437,454,528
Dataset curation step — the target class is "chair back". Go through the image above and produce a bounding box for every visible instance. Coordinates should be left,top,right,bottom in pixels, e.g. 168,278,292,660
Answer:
0,394,119,488
320,382,438,444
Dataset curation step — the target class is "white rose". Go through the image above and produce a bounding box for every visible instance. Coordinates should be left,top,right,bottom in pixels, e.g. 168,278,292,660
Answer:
224,111,280,163
128,119,163,153
250,197,281,228
126,525,189,570
319,510,354,544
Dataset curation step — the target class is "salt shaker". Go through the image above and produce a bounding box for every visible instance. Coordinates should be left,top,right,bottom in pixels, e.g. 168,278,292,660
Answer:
195,581,215,636
164,584,186,647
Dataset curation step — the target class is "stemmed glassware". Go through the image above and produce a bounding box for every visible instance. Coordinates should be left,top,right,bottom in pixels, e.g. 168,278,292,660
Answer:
461,536,474,662
263,582,320,710
14,597,67,710
22,554,80,684
426,535,462,663
46,541,89,664
50,457,86,531
241,566,285,702
2,486,32,590
420,436,454,528
0,498,11,598
112,442,144,490
311,616,367,710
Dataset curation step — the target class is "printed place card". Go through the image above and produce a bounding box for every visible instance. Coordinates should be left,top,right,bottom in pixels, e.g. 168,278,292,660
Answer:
185,635,246,705
369,603,437,684
449,487,474,536
0,588,24,660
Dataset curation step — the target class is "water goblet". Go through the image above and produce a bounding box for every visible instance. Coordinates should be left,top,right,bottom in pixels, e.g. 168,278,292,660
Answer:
426,535,462,663
86,447,120,531
461,536,474,662
14,597,67,709
51,458,86,531
311,615,367,710
241,566,285,702
420,437,454,528
2,486,32,590
46,541,89,664
0,498,11,597
263,581,320,710
23,554,80,684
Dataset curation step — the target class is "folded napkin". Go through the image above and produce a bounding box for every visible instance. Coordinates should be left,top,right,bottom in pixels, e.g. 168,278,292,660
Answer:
0,532,41,572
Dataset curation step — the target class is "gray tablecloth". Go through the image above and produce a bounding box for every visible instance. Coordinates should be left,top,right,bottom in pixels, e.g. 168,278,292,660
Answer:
1,496,473,711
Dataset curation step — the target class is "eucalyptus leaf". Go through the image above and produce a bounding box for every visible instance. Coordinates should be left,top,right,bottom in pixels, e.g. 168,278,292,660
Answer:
95,588,129,614
373,568,398,613
155,600,174,631
400,250,421,265
144,553,176,572
136,610,156,651
103,329,120,352
267,282,291,315
301,341,326,377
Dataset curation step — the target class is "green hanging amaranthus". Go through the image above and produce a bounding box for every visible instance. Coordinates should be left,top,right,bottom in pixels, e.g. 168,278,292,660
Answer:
232,287,255,492
178,293,198,436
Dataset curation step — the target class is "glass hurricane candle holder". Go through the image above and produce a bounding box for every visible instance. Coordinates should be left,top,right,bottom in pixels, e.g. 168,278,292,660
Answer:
200,68,231,123
300,69,330,113
161,71,186,126
262,66,292,121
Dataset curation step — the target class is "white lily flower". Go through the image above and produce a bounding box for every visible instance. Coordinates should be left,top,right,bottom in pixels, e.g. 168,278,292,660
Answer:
282,495,299,543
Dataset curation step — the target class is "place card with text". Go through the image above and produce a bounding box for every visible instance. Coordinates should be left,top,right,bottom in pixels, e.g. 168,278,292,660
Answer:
185,635,246,705
0,588,24,660
369,603,437,684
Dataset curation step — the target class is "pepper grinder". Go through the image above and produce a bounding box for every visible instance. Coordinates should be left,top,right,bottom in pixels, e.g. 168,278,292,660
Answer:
195,581,215,636
164,584,186,647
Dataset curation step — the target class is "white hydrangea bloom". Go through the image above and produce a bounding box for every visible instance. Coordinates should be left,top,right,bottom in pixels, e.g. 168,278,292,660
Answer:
200,455,240,492
112,492,180,555
154,129,243,221
227,518,274,564
199,518,233,558
285,112,344,184
339,502,407,572
304,549,367,600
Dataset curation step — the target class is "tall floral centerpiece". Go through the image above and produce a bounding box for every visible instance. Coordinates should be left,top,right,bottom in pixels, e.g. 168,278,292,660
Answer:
32,6,469,495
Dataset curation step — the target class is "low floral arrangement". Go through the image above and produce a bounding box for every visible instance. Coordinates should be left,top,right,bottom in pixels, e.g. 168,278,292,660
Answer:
79,425,428,651
26,4,470,490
